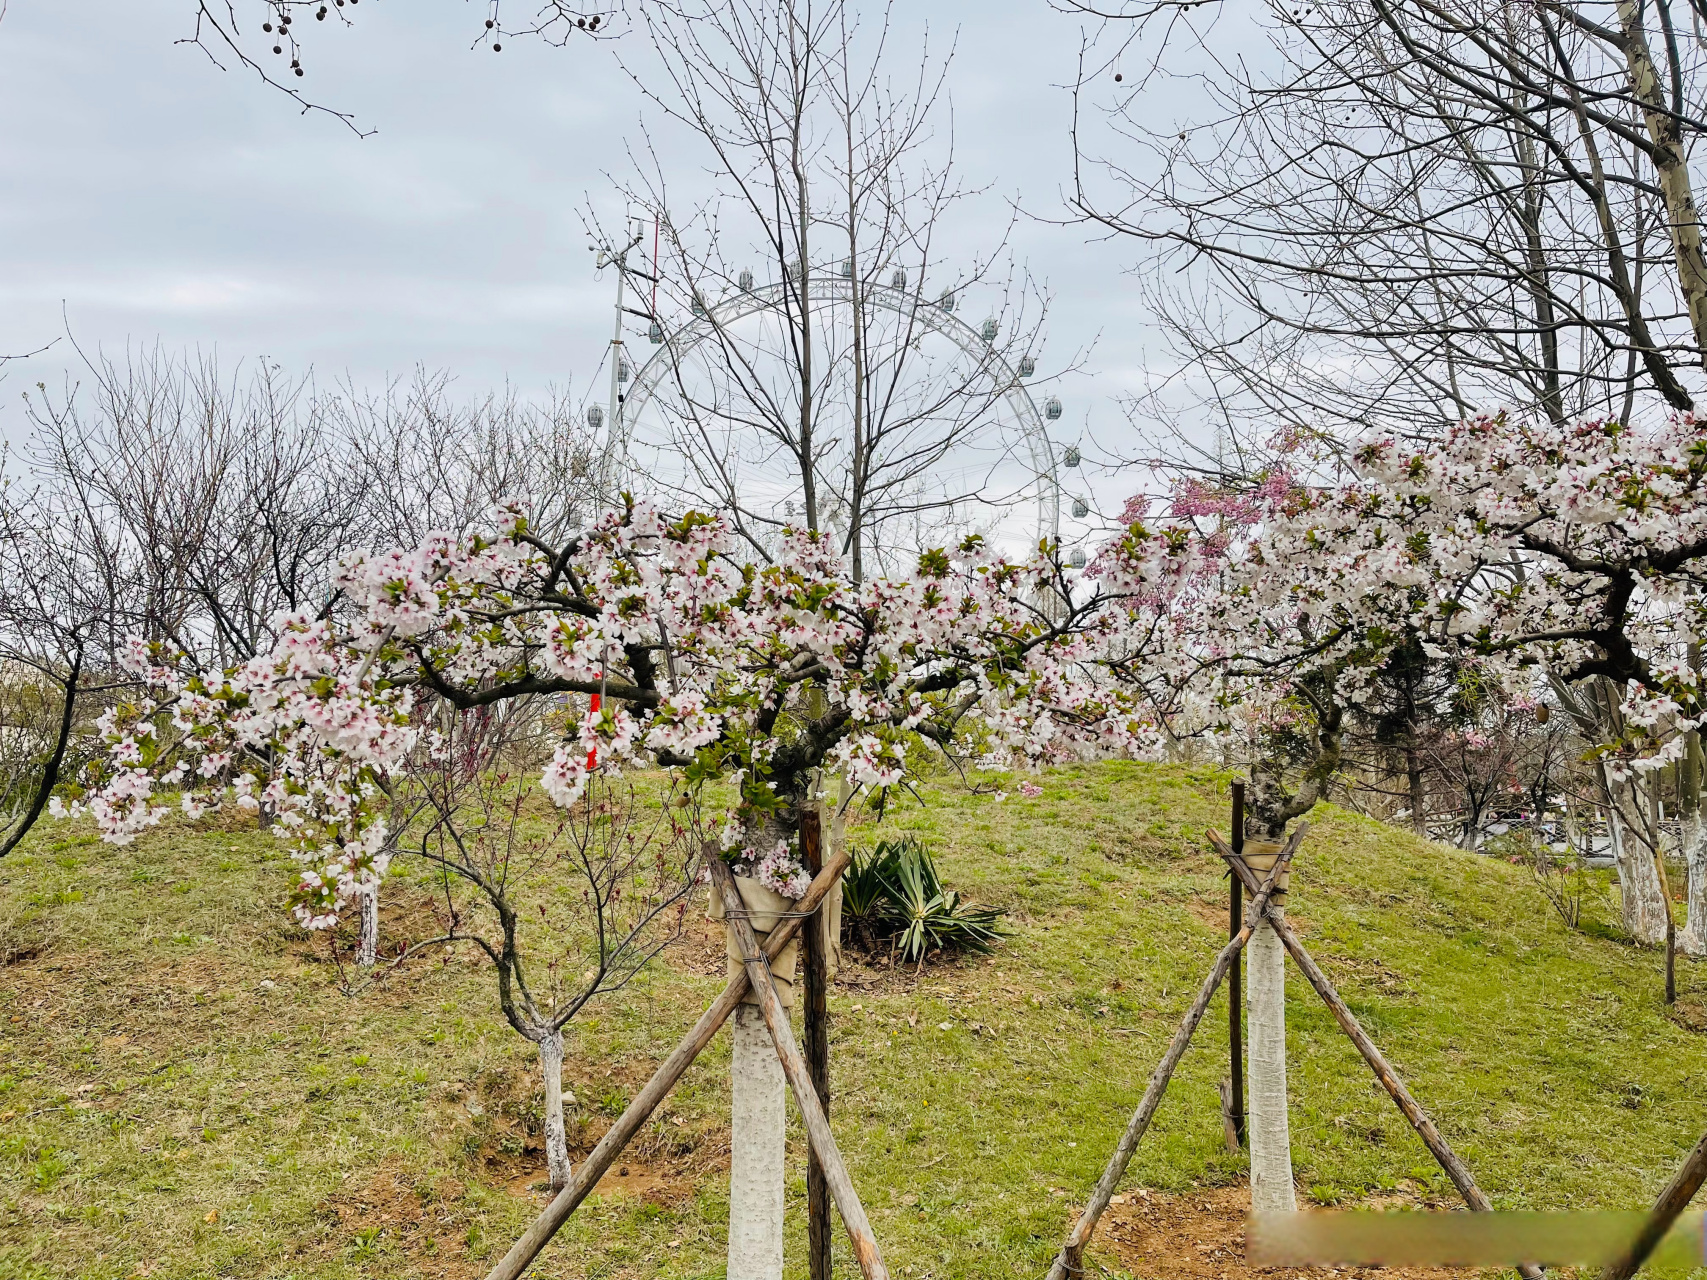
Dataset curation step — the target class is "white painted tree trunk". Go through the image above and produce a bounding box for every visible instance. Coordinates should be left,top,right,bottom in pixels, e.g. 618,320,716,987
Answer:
357,880,379,968
1608,782,1670,945
1247,909,1296,1213
539,1027,572,1190
1680,809,1707,956
728,1003,785,1280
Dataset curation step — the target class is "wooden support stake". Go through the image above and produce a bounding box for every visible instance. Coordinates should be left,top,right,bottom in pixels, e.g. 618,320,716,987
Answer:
708,856,891,1280
800,803,833,1280
483,851,851,1280
1229,780,1246,1148
1211,834,1545,1280
1217,1078,1241,1155
1601,1127,1707,1280
1046,824,1306,1280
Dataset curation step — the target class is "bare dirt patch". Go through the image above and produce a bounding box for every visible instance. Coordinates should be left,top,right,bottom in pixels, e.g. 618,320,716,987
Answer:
435,1047,728,1205
1187,893,1234,933
1085,1183,1480,1280
310,1165,480,1279
671,914,737,979
312,1136,724,1276
503,1146,709,1209
1668,998,1707,1033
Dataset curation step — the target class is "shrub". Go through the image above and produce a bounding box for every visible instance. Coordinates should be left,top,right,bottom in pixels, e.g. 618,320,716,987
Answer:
841,837,1006,966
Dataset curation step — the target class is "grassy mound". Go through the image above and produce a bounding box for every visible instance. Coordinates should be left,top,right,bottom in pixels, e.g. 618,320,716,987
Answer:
0,762,1701,1279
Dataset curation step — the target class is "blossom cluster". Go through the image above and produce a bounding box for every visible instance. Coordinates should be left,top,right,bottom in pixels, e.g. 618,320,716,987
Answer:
73,499,1195,924
1152,412,1707,776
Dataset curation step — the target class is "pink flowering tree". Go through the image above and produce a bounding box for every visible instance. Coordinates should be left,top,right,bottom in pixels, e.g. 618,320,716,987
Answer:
1131,463,1435,841
77,499,1185,906
64,496,1191,1180
1347,413,1707,944
1163,412,1707,945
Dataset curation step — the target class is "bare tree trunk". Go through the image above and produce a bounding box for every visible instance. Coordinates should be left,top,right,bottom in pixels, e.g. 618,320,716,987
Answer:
1243,839,1296,1214
357,880,379,968
540,1027,572,1191
1613,0,1707,366
1608,775,1671,945
1406,742,1428,838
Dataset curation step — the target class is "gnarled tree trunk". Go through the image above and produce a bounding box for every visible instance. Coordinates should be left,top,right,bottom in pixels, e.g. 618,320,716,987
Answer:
539,1027,572,1191
357,880,380,968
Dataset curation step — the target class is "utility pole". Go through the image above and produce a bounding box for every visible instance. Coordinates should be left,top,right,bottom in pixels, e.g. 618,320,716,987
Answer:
594,220,651,505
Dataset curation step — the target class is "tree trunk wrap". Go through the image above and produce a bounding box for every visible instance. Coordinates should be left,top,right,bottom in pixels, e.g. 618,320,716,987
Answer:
710,876,801,1006
822,775,849,975
729,1004,787,1280
1242,839,1297,1215
715,868,805,1278
708,857,892,1280
539,1028,572,1191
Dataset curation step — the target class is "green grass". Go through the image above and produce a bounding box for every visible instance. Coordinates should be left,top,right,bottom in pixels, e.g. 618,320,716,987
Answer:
0,761,1702,1278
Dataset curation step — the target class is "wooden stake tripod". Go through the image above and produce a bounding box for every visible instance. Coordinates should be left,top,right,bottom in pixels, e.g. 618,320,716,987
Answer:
483,820,1707,1280
1048,825,1546,1280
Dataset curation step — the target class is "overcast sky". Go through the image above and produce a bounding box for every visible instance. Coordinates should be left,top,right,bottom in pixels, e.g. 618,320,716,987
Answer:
0,1,1211,482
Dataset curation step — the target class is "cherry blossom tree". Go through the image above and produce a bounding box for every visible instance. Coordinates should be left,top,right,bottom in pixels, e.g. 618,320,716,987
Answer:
59,489,1188,1237
25,352,603,965
1110,410,1707,1206
1166,411,1707,946
71,497,1180,919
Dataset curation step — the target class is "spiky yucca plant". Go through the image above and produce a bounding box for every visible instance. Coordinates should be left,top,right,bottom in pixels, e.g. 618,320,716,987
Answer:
842,837,1006,965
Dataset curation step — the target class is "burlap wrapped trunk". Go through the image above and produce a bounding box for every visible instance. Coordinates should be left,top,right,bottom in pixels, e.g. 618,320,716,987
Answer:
1241,839,1290,898
709,874,825,1007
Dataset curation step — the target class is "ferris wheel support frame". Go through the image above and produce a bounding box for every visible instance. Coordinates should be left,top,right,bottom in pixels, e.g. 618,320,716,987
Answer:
613,275,1062,554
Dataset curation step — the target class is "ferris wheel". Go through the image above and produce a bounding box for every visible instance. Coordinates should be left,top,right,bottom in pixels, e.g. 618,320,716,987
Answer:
597,261,1086,573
